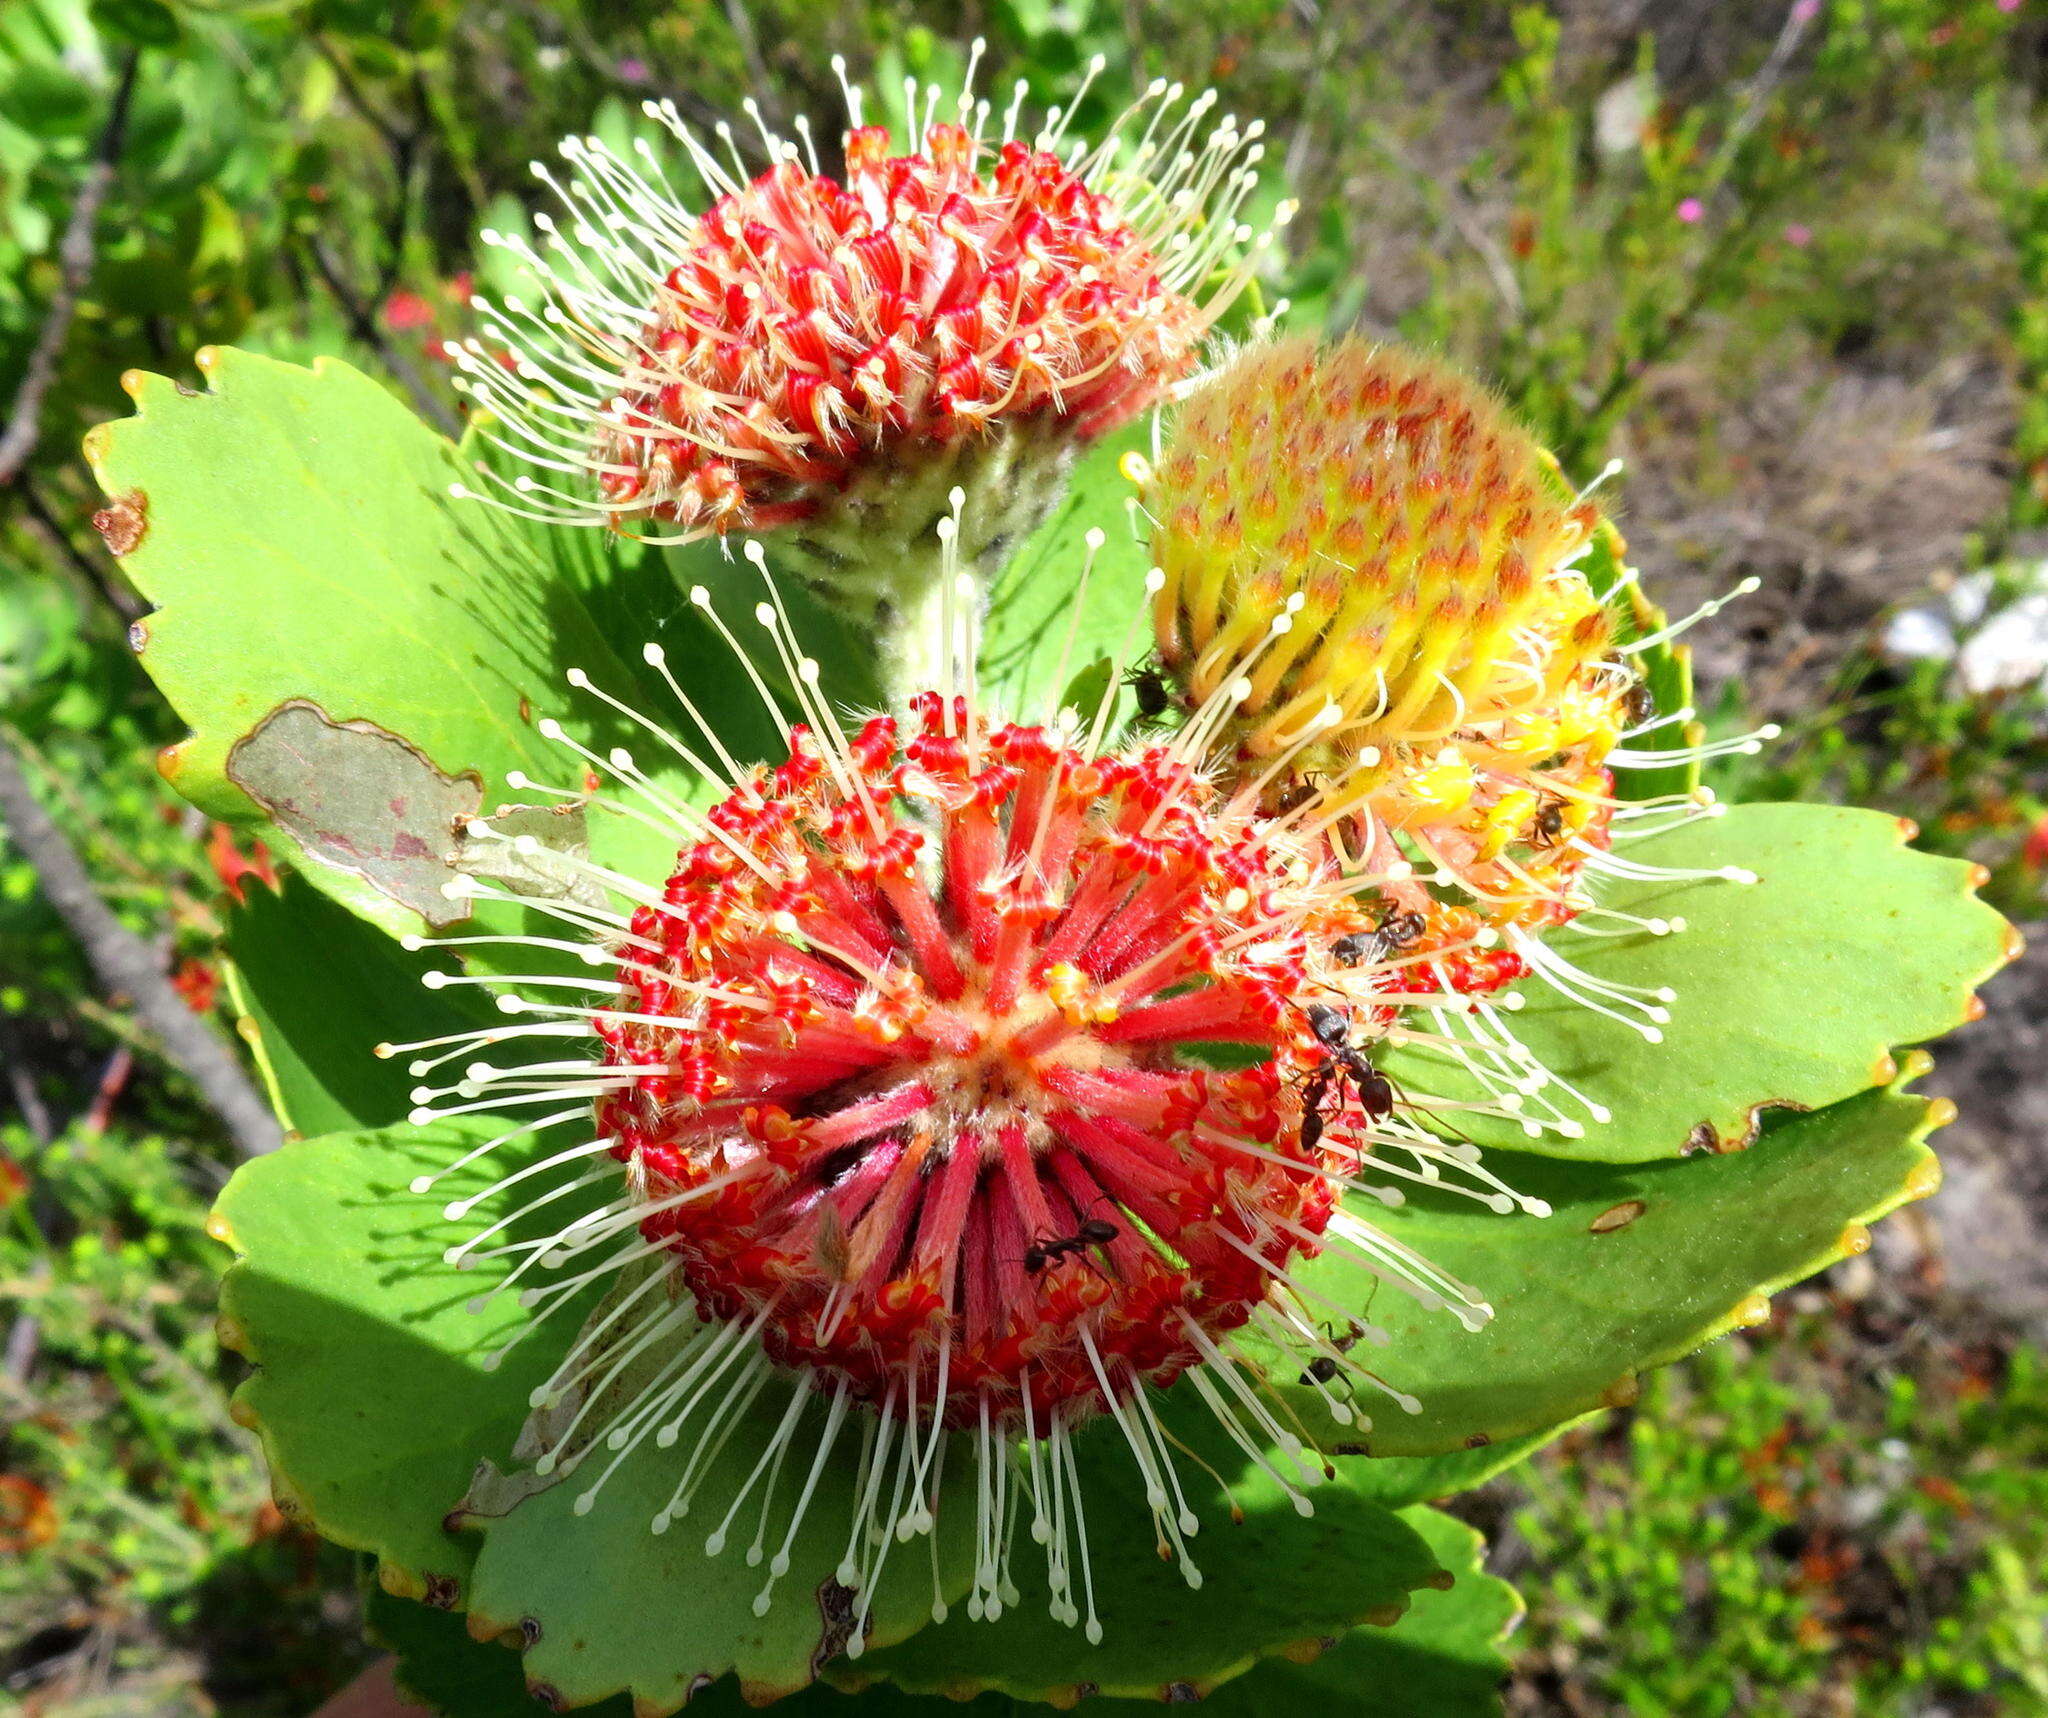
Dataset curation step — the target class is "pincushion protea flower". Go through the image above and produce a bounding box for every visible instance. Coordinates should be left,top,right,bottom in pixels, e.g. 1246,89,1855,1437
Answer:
447,49,1289,646
1144,337,1770,994
364,486,1767,1655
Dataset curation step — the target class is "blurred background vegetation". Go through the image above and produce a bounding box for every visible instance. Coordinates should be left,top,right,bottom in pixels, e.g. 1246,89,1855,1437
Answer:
3,1,2047,1713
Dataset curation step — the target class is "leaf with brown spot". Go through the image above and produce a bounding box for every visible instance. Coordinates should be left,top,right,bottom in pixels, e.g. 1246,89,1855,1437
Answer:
1589,1200,1646,1234
84,347,754,938
1386,804,2015,1163
1270,1084,1949,1457
227,701,481,928
91,488,147,556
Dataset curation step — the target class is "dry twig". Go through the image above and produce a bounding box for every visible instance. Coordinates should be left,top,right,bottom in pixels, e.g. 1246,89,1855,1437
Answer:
0,737,281,1159
0,51,141,489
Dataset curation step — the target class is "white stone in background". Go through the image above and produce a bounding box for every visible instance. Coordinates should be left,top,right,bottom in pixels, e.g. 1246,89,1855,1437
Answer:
1882,604,1957,663
1883,561,2048,697
1958,591,2048,694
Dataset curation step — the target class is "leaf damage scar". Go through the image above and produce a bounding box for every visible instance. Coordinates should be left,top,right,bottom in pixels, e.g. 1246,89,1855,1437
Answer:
225,700,483,928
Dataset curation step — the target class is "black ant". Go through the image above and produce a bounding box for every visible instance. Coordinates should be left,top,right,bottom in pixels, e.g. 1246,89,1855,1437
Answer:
1529,799,1568,849
1298,1319,1367,1386
1023,1217,1120,1275
1331,930,1383,968
1297,1005,1397,1163
1123,663,1174,723
1381,910,1427,949
1305,1005,1395,1117
1331,909,1427,969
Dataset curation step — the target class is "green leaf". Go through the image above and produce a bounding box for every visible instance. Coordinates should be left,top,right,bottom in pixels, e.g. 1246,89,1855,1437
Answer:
979,424,1153,729
1271,1084,1945,1458
1578,515,1697,803
1180,1506,1517,1718
0,62,97,135
1387,802,2013,1161
213,1118,610,1602
225,871,493,1137
1336,1427,1572,1511
662,534,884,721
82,349,718,936
89,0,181,47
462,1365,974,1710
370,1585,995,1718
370,1586,634,1718
373,1506,1513,1718
842,1395,1444,1705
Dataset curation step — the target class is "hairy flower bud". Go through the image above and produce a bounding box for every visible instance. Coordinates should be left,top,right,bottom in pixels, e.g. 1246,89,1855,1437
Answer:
1147,337,1651,928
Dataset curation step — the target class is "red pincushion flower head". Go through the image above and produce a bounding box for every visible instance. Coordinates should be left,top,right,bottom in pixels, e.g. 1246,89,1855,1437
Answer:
391,532,1573,1647
449,51,1291,613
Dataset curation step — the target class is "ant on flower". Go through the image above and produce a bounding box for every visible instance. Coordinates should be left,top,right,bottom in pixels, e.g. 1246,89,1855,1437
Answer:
1023,1217,1121,1275
1295,1002,1398,1161
1331,909,1428,969
1122,662,1175,725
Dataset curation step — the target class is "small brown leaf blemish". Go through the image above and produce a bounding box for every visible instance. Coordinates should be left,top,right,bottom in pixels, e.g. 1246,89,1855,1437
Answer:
1423,1567,1456,1592
1684,1122,1717,1155
520,1616,542,1646
1463,1432,1491,1449
1590,1199,1647,1234
519,695,533,722
174,380,200,397
525,1682,564,1712
127,620,147,653
1163,1682,1199,1702
423,1575,459,1610
1602,1371,1642,1408
92,490,148,557
810,1577,862,1676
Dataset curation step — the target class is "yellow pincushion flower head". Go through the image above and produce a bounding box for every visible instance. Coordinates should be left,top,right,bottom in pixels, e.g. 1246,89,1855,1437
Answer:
1145,334,1655,930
